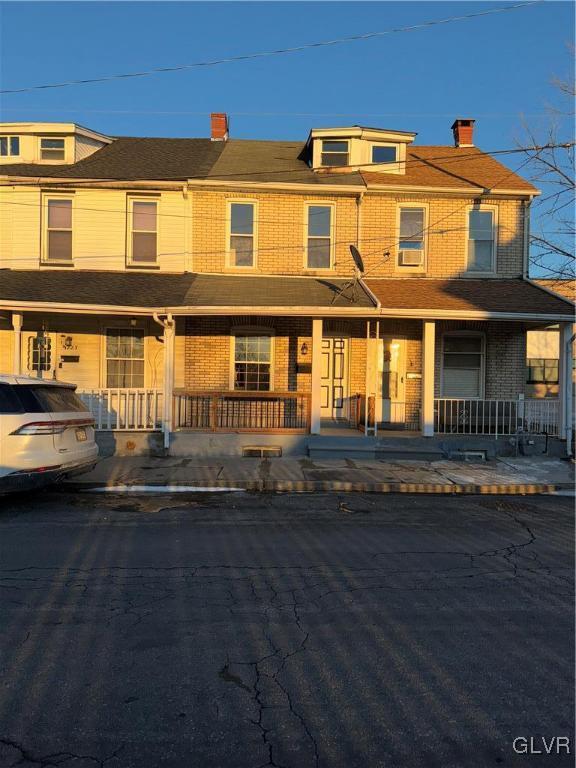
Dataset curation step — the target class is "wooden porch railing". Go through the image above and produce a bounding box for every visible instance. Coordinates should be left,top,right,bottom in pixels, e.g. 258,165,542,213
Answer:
173,391,311,433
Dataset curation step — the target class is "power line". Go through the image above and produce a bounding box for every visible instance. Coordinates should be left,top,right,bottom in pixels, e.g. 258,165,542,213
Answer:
0,2,541,95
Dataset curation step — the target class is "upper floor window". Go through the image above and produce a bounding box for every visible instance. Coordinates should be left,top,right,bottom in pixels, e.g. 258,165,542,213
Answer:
398,206,425,268
40,138,65,161
229,202,256,268
467,208,495,272
233,335,272,391
372,145,397,164
129,199,158,264
0,136,20,157
321,140,348,167
306,205,333,270
44,198,72,262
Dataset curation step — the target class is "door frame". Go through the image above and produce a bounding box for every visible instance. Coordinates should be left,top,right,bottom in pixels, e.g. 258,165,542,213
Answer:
320,333,351,421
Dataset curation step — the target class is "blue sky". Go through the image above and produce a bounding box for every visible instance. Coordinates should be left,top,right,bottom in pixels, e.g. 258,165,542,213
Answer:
0,1,573,147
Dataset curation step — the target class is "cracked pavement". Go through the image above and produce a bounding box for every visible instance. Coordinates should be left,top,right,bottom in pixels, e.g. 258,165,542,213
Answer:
0,491,573,767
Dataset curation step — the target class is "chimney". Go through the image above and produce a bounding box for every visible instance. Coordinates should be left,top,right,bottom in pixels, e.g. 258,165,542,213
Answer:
451,118,475,147
210,113,229,142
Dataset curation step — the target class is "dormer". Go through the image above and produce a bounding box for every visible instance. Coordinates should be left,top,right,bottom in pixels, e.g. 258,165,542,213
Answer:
0,122,112,165
307,126,416,175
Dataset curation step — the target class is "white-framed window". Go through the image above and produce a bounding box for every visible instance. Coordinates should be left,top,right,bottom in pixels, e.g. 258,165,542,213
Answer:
305,203,334,270
128,198,158,264
233,334,273,391
105,329,145,388
441,333,485,398
526,358,559,384
0,136,20,157
321,140,349,167
466,206,496,272
228,201,257,268
397,205,426,269
43,197,73,262
40,138,65,161
371,144,397,164
28,335,52,372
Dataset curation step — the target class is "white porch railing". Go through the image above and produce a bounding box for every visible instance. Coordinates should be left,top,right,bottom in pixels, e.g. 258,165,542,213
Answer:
78,389,163,431
434,398,560,438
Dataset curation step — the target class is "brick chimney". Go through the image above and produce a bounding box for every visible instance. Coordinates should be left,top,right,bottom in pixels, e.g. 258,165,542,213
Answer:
451,118,475,147
210,113,229,142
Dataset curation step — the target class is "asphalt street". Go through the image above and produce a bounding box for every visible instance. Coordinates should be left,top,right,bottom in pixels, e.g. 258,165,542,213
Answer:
0,490,573,768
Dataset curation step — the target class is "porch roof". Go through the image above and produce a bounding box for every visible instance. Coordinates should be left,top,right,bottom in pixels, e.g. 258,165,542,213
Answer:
0,270,376,313
365,277,575,321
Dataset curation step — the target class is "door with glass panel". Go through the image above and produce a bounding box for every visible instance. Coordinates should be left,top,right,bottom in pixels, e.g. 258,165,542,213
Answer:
22,331,57,379
320,337,349,420
376,337,406,425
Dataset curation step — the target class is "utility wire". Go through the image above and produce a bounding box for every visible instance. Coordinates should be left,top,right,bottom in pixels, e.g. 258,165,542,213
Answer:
0,1,541,95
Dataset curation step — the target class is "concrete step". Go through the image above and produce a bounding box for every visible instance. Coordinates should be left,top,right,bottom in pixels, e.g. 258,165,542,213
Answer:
308,435,445,462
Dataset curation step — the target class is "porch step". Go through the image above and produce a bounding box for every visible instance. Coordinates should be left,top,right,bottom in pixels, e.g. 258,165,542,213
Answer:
307,435,445,462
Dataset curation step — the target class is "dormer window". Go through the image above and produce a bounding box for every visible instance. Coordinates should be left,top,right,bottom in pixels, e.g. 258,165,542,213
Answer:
40,138,65,161
0,136,20,157
321,140,349,167
371,145,397,164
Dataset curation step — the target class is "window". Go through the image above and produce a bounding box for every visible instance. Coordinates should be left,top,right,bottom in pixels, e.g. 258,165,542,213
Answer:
398,207,425,267
467,208,495,272
106,329,145,388
45,198,72,262
234,335,272,391
0,136,20,157
229,202,255,267
372,145,397,164
130,200,158,263
442,335,484,398
28,335,52,372
527,358,559,384
306,205,333,269
321,140,348,167
40,138,65,161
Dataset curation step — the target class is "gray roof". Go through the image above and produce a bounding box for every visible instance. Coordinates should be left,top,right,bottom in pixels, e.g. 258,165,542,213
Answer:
0,270,375,309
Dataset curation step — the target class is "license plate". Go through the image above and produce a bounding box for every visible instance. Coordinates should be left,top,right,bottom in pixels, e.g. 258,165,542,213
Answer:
75,428,87,442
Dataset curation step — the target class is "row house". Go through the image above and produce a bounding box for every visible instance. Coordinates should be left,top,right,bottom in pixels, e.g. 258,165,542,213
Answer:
0,116,573,457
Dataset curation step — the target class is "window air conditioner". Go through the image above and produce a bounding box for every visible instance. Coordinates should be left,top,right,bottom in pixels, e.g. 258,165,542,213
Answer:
399,250,423,267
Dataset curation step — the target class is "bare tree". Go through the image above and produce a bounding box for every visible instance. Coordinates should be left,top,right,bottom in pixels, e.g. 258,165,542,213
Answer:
520,73,575,284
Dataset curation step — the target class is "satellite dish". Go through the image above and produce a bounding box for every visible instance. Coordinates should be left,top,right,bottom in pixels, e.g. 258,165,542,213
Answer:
350,245,365,274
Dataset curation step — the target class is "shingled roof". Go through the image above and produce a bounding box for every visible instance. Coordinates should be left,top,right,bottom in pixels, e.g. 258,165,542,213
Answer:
0,135,536,192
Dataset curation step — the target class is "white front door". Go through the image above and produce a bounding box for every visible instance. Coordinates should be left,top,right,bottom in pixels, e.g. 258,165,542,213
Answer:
22,331,57,379
377,336,406,425
321,337,349,420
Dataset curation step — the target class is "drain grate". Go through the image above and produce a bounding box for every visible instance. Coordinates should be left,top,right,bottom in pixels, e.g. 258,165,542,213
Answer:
242,446,282,458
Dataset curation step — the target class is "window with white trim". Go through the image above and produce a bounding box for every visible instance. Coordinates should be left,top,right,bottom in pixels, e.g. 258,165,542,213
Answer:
229,202,255,267
372,145,397,164
442,335,485,398
28,335,52,372
106,329,145,388
306,205,333,269
321,140,348,167
44,198,73,262
129,199,158,263
467,208,495,272
398,207,425,268
527,358,559,384
40,138,65,161
234,335,272,391
0,136,20,157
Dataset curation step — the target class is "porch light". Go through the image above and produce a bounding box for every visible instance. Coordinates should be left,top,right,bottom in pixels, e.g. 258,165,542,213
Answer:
300,342,309,356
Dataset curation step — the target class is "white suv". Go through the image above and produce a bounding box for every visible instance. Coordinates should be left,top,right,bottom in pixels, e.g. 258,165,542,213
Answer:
0,374,98,493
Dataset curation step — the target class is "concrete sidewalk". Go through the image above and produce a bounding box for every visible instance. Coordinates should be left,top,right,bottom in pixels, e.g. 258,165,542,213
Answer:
66,455,575,494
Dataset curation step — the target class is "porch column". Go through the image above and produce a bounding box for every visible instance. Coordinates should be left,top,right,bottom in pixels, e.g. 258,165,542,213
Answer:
422,320,436,437
12,311,23,375
310,318,323,434
162,316,176,451
558,321,574,442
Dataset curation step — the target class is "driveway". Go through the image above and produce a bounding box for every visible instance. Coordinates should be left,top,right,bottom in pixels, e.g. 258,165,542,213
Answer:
0,491,573,768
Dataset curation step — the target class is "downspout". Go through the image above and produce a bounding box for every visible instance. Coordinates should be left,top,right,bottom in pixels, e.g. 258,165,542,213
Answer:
153,312,175,453
565,331,576,457
356,190,365,250
522,199,531,279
